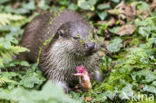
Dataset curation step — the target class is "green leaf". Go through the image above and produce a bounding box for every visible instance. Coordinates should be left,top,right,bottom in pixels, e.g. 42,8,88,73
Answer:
0,13,25,27
109,26,120,34
111,0,120,3
0,81,80,103
94,93,107,102
70,92,82,102
68,3,78,11
97,11,107,20
104,90,116,100
119,84,134,100
143,85,156,93
100,55,112,70
20,66,45,88
1,72,20,79
97,4,110,10
4,41,11,49
77,0,97,11
149,38,156,44
152,81,156,86
20,76,42,88
136,1,150,11
131,69,156,84
58,0,70,6
38,0,50,10
12,8,29,14
0,77,17,86
138,27,149,38
20,61,30,67
0,0,9,4
107,37,123,53
22,1,35,11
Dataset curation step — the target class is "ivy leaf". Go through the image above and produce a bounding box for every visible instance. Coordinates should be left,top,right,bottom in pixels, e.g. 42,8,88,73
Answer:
97,4,110,10
58,0,70,6
136,1,150,11
104,90,116,100
109,26,120,34
97,11,107,20
22,1,35,11
138,27,150,38
12,8,28,14
77,0,97,11
111,0,120,3
94,93,107,102
131,69,156,83
107,38,123,53
38,0,49,10
143,85,156,93
119,84,134,100
68,3,78,11
152,81,156,86
149,38,156,44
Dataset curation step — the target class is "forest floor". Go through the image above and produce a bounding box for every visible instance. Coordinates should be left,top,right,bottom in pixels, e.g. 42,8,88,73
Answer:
0,0,155,103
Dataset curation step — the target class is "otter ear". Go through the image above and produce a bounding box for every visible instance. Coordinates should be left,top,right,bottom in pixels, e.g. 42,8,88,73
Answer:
58,30,65,36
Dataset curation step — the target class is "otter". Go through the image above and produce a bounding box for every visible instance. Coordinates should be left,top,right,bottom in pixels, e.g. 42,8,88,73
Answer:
18,10,103,92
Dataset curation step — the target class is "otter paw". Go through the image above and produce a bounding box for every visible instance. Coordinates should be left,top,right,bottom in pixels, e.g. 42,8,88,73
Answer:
57,81,71,93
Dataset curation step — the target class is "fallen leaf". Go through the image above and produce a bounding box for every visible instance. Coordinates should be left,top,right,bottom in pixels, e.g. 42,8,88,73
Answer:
85,97,92,102
108,1,137,22
123,39,132,48
104,29,111,38
150,0,156,10
117,24,135,36
104,40,109,47
137,84,144,90
98,50,105,57
108,17,116,26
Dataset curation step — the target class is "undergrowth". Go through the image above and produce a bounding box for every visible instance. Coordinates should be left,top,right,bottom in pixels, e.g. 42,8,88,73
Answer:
0,0,155,103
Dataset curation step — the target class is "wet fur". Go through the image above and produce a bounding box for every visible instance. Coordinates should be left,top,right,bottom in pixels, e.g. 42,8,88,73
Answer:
40,38,99,87
18,10,102,90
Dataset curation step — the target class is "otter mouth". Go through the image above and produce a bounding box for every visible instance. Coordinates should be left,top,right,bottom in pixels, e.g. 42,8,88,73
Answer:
86,52,94,56
83,42,99,56
85,50,97,56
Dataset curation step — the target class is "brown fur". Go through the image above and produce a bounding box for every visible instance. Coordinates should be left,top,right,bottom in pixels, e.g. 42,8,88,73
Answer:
18,10,103,91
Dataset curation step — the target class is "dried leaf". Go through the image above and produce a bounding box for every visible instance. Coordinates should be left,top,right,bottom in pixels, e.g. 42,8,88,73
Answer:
117,24,135,36
137,84,144,90
85,97,92,102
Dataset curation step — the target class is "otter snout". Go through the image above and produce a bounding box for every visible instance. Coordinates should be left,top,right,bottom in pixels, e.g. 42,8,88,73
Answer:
85,42,95,51
84,42,99,55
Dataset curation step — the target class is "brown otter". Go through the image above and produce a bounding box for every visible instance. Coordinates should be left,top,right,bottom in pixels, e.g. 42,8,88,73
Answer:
18,10,103,92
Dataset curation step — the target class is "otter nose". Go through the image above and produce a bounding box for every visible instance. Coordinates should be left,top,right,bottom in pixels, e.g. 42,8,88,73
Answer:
85,42,95,50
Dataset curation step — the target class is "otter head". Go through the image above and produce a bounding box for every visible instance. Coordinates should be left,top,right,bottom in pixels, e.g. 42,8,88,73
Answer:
54,20,99,57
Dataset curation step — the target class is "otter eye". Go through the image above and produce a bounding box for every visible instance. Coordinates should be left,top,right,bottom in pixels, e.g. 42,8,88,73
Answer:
73,36,80,40
58,30,64,36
